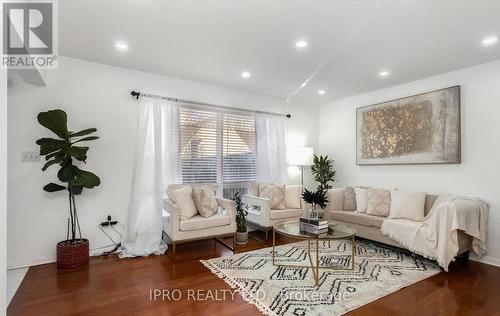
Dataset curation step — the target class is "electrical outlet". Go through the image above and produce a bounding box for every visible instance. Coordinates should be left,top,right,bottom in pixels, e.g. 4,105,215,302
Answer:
101,215,118,227
21,151,41,162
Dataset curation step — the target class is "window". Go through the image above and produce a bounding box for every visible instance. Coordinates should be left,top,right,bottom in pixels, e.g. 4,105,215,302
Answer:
179,107,256,198
179,109,220,184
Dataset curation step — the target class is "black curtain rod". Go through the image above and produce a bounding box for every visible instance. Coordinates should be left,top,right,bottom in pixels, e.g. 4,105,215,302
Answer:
130,90,291,118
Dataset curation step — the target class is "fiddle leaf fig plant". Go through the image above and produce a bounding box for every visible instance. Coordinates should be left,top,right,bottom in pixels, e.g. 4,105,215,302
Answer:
36,109,101,243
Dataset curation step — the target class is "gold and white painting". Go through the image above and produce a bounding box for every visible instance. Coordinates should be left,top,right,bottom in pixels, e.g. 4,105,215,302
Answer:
356,86,461,165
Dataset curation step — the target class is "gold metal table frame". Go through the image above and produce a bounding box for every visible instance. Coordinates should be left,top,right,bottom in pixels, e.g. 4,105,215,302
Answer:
272,222,356,286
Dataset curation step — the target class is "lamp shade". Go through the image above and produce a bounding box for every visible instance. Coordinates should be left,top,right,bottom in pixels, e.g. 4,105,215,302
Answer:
288,147,314,166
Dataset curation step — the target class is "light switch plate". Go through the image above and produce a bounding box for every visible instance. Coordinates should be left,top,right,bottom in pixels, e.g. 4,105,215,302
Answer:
22,151,41,162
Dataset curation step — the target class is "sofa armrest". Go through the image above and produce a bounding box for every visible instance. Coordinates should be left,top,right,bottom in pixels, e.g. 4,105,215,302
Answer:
162,199,179,239
243,194,271,224
216,197,236,221
243,195,269,203
325,188,345,214
243,195,271,211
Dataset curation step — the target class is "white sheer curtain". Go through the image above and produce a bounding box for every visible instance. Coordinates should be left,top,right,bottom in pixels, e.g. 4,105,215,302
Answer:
121,100,180,257
255,113,287,183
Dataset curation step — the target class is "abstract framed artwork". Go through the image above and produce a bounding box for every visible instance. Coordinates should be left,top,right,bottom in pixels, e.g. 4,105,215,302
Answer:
356,86,461,165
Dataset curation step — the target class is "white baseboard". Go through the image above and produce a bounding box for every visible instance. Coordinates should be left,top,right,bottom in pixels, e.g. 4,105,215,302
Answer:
471,255,500,267
10,245,500,270
8,244,117,270
7,267,29,306
7,257,55,270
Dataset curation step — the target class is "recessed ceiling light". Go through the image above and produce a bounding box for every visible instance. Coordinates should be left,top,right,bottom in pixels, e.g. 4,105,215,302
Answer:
318,90,326,95
482,35,498,47
115,40,129,51
295,40,308,49
379,71,390,78
241,71,251,79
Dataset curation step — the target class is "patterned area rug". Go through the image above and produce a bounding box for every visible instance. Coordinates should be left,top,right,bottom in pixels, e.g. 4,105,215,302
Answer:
201,239,440,316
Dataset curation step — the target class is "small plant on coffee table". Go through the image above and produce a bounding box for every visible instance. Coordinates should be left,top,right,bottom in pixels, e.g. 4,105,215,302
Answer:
301,189,329,218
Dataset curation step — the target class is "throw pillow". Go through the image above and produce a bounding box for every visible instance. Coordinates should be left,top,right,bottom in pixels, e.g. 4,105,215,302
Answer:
284,185,302,209
192,185,218,218
354,188,368,213
366,188,391,217
259,184,285,209
389,190,426,221
343,186,356,211
167,186,198,221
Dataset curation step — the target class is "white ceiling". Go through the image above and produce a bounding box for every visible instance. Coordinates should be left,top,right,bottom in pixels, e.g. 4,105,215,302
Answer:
59,0,500,104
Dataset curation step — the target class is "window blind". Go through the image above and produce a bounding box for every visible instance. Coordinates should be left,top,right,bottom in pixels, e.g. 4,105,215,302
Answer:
179,108,221,184
179,107,256,188
223,113,256,183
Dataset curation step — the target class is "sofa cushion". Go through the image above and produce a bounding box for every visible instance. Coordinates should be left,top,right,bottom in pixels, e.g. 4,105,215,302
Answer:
354,188,368,213
389,190,426,221
343,186,356,211
192,185,218,218
326,188,344,212
370,215,385,228
366,188,391,217
285,185,302,209
330,211,385,228
424,194,439,216
168,186,198,221
270,208,303,220
179,213,231,231
259,184,285,209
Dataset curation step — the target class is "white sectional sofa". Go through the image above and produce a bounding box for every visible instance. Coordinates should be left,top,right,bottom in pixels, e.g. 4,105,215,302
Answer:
325,188,473,256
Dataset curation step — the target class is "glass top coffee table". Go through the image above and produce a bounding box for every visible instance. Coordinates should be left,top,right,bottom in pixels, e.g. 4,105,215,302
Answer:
272,221,357,286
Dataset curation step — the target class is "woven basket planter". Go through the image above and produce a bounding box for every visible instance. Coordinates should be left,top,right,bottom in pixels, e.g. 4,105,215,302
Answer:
57,239,89,269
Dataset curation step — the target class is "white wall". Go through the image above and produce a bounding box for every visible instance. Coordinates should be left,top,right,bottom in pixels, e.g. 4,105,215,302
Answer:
7,56,319,268
1,68,8,314
319,60,500,266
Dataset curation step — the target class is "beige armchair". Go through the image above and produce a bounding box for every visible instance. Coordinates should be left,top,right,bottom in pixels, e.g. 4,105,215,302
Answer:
243,182,306,240
162,184,236,260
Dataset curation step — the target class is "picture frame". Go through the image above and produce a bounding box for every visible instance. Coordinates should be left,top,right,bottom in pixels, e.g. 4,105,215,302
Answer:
356,86,461,165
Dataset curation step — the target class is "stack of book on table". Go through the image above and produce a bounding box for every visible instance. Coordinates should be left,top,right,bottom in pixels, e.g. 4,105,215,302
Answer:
299,217,328,235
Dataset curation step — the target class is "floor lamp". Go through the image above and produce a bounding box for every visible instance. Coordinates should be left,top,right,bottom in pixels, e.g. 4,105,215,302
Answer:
288,147,314,186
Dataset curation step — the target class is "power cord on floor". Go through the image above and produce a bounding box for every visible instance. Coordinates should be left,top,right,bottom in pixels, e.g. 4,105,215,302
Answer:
101,243,121,256
97,216,124,256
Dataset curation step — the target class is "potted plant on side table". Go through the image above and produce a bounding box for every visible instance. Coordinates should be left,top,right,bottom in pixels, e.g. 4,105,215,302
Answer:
233,192,249,244
35,109,101,269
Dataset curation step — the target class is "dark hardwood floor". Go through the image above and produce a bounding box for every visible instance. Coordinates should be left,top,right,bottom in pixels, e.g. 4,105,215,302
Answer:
8,232,500,315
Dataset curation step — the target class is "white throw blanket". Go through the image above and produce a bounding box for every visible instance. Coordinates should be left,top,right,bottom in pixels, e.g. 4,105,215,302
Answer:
380,194,488,271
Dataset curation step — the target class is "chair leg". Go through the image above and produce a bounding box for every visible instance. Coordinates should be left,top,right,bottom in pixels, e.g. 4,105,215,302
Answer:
265,228,269,241
215,235,235,252
172,242,176,262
